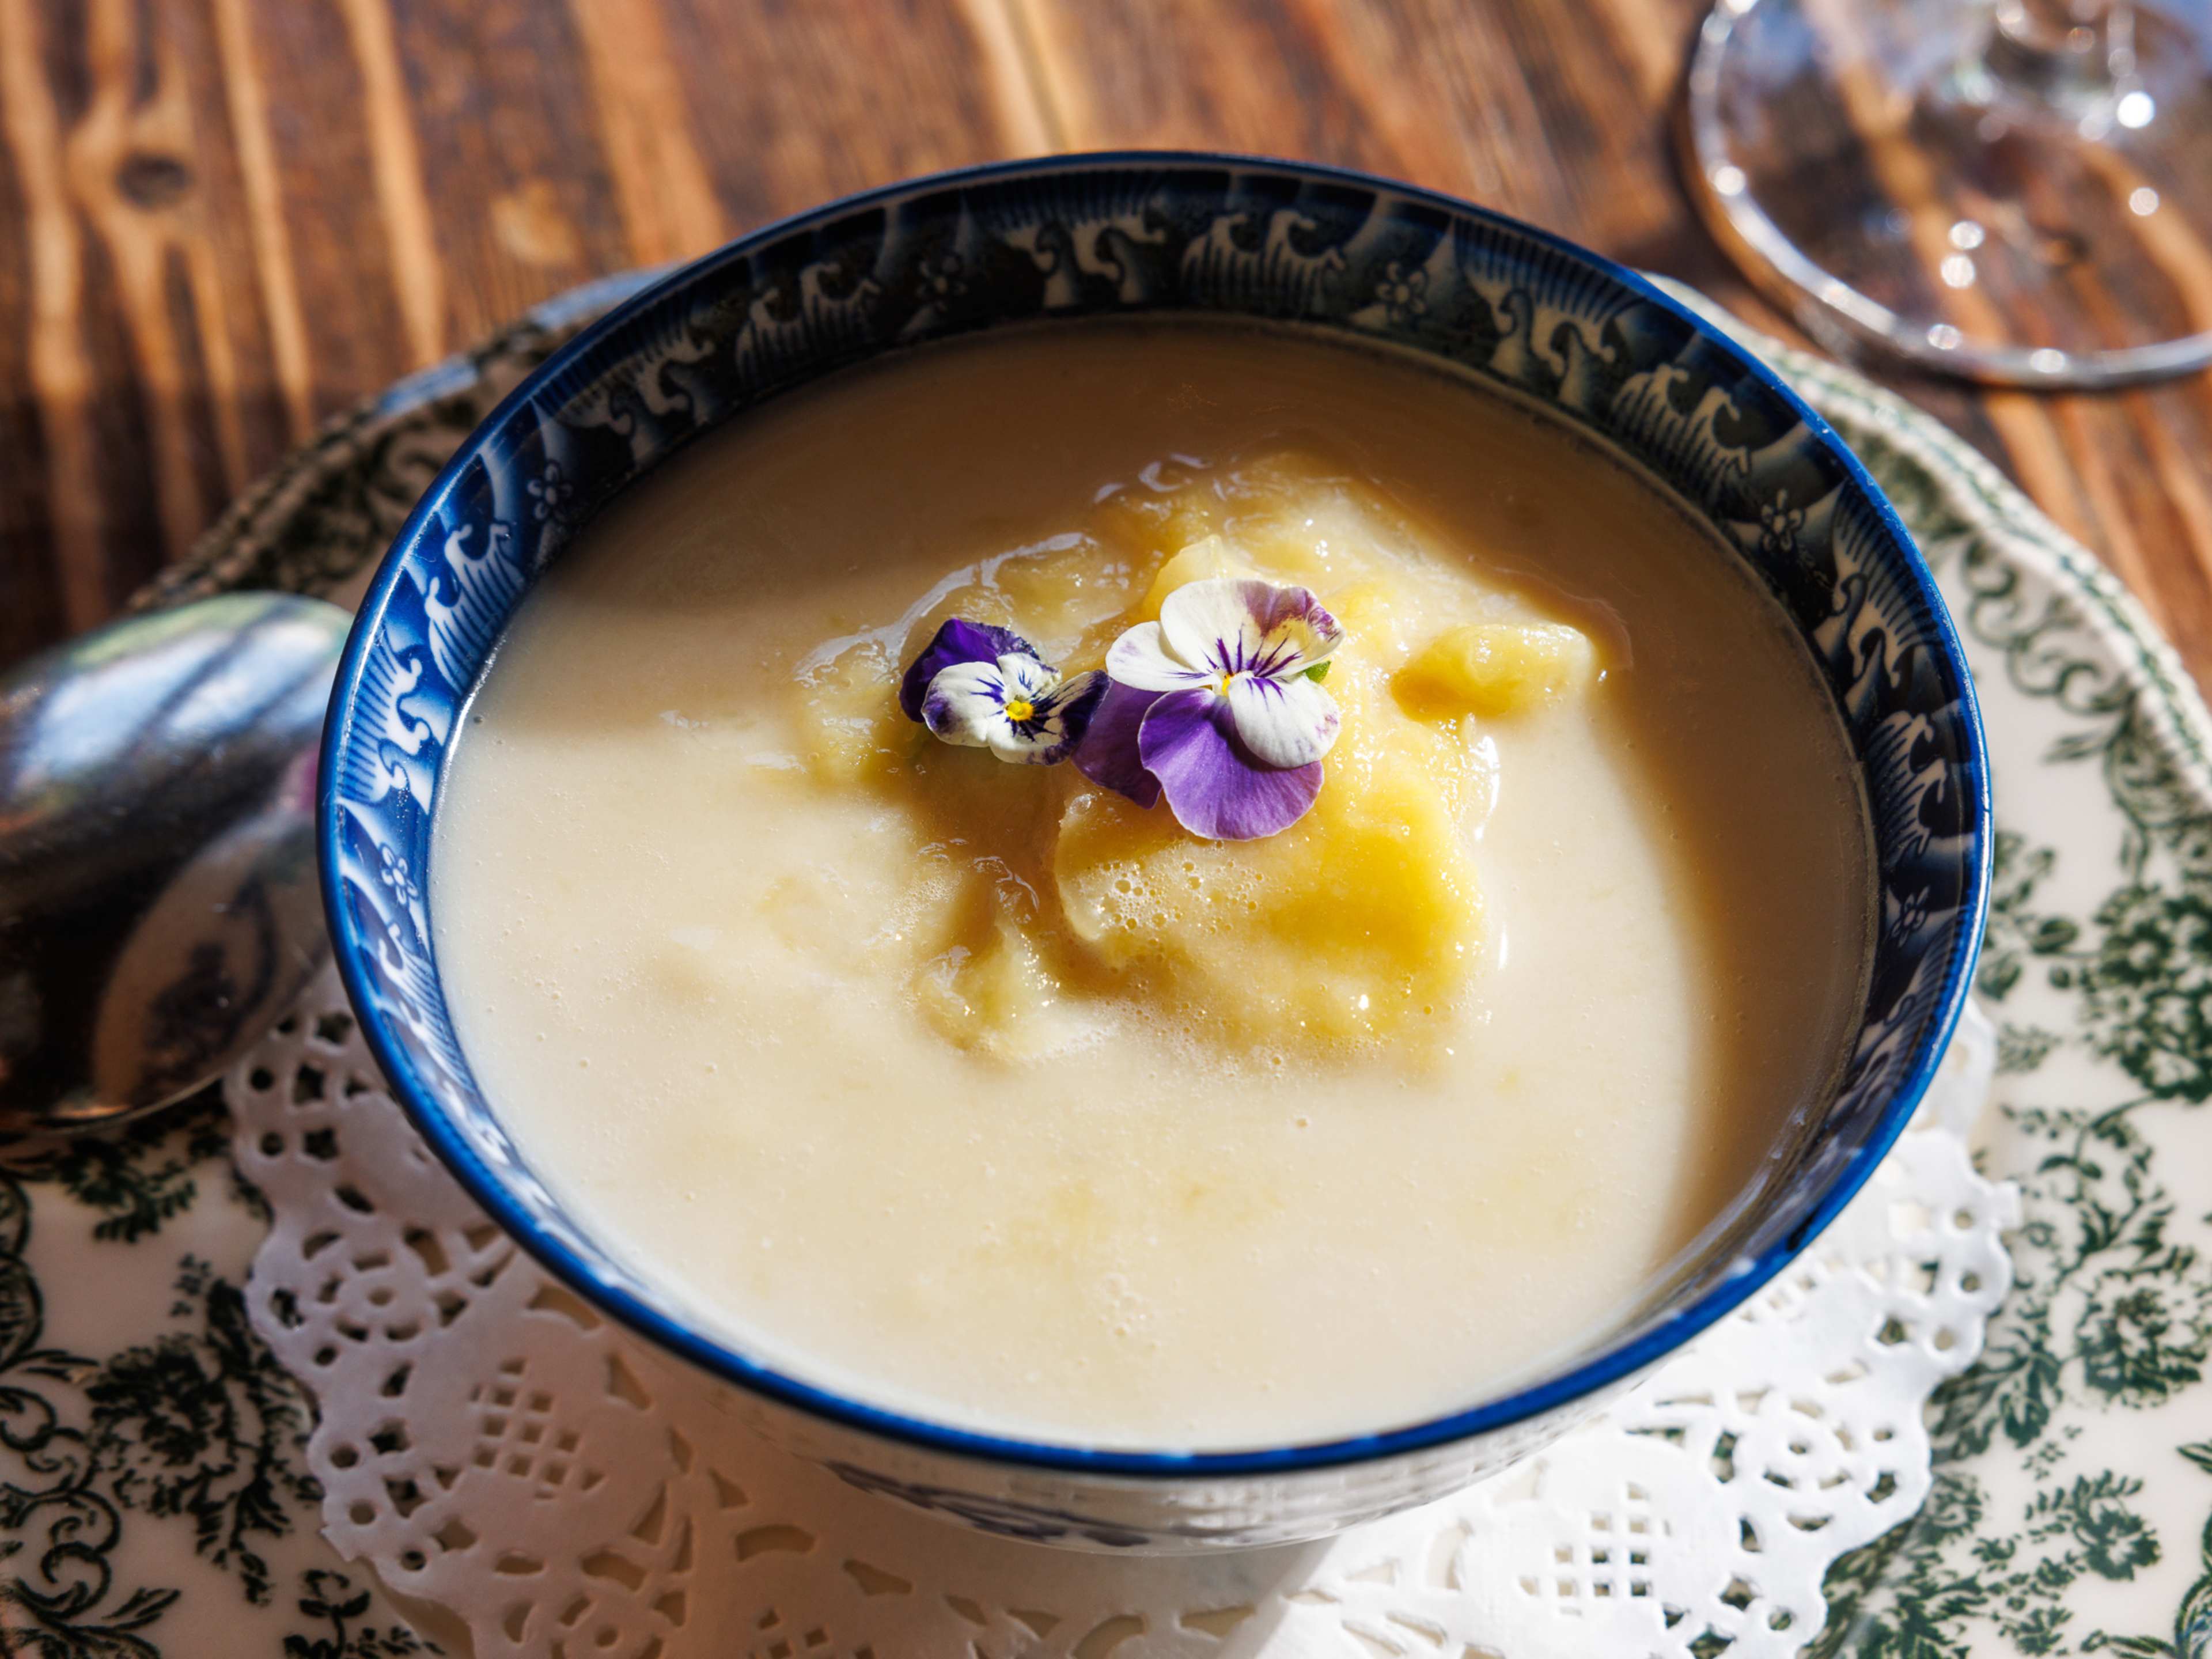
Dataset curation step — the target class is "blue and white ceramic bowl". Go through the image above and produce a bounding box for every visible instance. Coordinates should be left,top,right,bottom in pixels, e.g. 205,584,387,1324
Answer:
320,153,1991,1551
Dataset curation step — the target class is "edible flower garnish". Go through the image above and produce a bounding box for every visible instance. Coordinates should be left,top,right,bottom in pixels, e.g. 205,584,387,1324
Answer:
899,618,1105,766
1077,576,1346,840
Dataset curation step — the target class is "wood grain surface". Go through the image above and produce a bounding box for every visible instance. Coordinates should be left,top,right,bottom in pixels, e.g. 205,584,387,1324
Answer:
3,0,2210,684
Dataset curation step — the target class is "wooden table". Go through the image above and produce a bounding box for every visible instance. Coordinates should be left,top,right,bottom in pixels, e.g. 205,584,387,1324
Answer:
4,0,2210,682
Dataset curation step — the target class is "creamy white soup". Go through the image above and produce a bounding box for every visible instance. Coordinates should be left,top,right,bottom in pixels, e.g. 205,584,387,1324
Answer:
432,320,1872,1451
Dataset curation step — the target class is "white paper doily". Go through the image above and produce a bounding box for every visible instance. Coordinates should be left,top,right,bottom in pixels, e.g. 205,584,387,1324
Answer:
230,967,2013,1658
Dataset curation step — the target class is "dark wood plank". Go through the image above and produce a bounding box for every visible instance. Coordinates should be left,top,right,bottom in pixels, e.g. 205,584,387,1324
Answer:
1,0,110,640
0,0,1036,672
380,0,634,338
2,0,2210,694
654,0,1042,230
0,0,65,665
1020,0,2212,681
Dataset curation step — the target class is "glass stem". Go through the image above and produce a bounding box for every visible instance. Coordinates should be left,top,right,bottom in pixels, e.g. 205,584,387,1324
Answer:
1986,0,2137,102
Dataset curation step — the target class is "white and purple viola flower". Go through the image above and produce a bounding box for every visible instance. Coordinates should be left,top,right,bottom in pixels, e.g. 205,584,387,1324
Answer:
897,581,1348,840
899,618,1106,766
1076,577,1346,840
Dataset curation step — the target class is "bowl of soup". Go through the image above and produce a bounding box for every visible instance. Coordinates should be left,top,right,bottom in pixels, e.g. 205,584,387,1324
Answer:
320,153,1990,1551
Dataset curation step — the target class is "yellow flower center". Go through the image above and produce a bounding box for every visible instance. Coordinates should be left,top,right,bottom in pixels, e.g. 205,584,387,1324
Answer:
1002,698,1036,723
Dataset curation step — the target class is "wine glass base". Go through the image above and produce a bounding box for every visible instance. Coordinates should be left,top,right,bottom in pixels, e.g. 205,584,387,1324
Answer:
1687,0,2212,387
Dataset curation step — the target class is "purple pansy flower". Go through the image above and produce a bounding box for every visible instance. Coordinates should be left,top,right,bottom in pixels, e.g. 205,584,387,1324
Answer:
1076,577,1346,840
900,618,1105,766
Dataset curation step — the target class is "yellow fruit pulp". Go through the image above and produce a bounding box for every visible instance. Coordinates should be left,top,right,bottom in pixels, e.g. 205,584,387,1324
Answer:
790,449,1600,1059
1395,622,1599,718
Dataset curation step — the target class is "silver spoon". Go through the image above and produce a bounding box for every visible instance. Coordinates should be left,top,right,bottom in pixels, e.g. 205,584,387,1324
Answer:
0,593,350,1134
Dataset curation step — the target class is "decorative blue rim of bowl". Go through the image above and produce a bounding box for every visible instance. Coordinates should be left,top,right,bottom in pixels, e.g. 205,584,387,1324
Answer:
320,150,1992,1479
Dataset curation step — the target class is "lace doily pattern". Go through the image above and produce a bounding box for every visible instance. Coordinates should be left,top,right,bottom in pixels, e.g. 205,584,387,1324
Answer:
232,968,2010,1658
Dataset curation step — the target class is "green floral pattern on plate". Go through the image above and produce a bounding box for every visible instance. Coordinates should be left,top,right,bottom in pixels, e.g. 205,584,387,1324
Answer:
5,275,2207,1654
0,1100,429,1654
1706,319,2212,1659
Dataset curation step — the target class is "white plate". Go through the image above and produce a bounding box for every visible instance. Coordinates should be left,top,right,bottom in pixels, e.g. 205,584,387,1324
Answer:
4,275,2204,1657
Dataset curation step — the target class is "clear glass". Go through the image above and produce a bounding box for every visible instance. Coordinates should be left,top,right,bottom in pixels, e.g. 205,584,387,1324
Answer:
1686,0,2212,386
